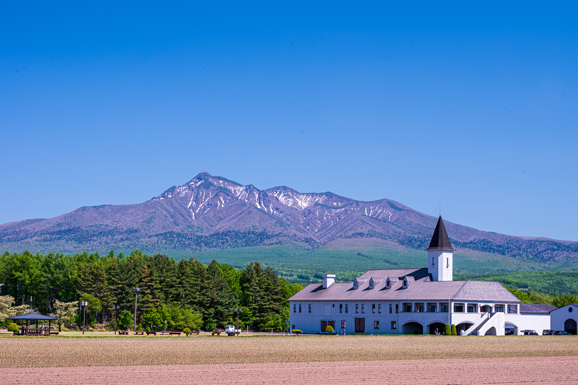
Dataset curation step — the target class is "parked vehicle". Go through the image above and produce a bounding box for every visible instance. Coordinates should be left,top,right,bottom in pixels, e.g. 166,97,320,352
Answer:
522,330,538,335
542,329,554,335
225,325,240,336
505,328,515,335
554,330,571,335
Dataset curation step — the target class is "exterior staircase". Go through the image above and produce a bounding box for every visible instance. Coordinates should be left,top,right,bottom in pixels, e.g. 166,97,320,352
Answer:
463,312,505,336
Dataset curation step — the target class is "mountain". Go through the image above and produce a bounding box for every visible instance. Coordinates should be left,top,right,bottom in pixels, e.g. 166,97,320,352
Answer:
1,172,578,267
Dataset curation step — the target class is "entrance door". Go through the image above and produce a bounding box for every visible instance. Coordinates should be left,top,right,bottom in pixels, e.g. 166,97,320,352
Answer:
565,319,577,335
354,318,365,334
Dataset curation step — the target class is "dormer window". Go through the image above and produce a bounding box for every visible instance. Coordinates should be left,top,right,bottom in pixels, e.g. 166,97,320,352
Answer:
353,279,358,290
369,278,374,289
385,279,391,289
402,278,408,289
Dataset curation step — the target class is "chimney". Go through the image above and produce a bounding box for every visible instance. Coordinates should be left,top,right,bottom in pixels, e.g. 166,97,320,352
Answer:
322,274,336,289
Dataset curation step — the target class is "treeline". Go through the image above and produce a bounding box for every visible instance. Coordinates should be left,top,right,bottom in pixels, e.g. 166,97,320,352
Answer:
505,285,578,307
0,251,302,331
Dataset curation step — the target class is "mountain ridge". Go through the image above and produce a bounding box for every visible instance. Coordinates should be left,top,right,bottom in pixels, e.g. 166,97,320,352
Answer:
1,172,577,265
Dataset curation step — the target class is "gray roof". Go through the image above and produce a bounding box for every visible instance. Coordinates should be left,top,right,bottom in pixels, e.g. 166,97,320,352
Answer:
289,268,520,303
519,304,558,314
453,281,520,303
7,312,57,321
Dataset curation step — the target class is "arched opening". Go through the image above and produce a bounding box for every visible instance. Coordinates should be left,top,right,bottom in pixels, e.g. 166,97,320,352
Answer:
456,322,473,335
505,322,518,336
402,322,423,335
485,327,497,336
428,322,445,335
564,319,577,335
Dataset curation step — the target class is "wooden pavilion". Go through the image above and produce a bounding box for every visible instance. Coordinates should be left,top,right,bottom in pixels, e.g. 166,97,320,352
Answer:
7,312,58,336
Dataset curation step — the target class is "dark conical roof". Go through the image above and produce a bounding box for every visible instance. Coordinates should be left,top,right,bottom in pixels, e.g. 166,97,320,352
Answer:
427,216,454,251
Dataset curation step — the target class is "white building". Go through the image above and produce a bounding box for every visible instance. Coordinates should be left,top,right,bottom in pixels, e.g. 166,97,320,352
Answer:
289,216,552,336
550,304,578,334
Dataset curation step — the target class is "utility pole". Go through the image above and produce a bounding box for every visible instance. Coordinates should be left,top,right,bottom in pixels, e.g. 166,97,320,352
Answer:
81,301,88,334
133,287,140,332
235,308,241,333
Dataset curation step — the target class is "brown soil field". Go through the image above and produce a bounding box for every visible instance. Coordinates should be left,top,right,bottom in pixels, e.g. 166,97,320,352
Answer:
1,335,577,384
1,357,577,384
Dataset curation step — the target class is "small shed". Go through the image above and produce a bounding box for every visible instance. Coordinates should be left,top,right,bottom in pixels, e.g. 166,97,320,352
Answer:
7,312,58,336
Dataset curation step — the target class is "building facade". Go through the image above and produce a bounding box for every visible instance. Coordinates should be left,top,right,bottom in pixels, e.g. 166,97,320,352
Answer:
289,216,551,336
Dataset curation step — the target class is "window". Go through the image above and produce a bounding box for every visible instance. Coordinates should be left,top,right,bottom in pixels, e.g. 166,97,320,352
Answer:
372,304,375,313
454,304,464,313
378,304,382,314
353,280,358,290
432,257,435,266
391,321,397,330
441,304,448,313
385,279,390,289
293,304,296,313
356,304,359,314
389,304,393,313
374,321,379,329
495,306,504,313
467,305,476,313
395,304,399,313
402,279,408,289
339,304,343,314
361,304,365,313
369,279,374,289
345,304,348,314
416,304,424,312
428,304,437,312
299,304,302,313
446,258,449,268
308,304,311,313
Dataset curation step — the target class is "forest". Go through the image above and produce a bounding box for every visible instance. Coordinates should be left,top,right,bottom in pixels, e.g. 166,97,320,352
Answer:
0,251,303,332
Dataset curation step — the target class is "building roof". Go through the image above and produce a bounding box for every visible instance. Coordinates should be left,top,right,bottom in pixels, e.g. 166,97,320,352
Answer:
7,312,58,321
427,216,454,251
519,304,558,314
288,268,520,303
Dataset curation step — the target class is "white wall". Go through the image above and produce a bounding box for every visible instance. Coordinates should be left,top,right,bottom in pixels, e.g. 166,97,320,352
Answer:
551,304,578,333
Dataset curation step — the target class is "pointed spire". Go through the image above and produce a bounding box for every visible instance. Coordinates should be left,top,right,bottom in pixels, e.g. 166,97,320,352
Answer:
427,216,454,251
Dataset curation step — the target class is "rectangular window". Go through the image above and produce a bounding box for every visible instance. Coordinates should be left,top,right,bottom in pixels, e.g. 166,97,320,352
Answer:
355,304,359,314
441,304,448,313
389,304,393,314
308,304,311,313
372,304,375,313
454,304,464,313
293,304,296,313
495,306,504,313
391,321,397,330
299,304,302,313
361,304,365,313
374,321,379,329
467,305,476,313
378,304,382,314
345,304,348,314
395,304,399,313
339,304,343,314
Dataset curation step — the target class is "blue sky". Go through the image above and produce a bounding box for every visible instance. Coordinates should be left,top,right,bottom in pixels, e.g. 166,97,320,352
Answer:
1,2,577,241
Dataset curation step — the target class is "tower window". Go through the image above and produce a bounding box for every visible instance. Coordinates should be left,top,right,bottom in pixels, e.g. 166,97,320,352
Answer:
432,258,435,266
446,258,449,268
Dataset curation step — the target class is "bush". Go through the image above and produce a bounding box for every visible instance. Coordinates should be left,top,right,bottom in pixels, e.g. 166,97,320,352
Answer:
444,324,451,335
183,327,191,336
451,324,457,336
292,329,302,335
7,323,18,332
324,325,334,333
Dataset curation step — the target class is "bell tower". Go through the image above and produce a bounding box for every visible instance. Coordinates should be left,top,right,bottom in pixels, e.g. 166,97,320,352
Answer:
427,216,454,281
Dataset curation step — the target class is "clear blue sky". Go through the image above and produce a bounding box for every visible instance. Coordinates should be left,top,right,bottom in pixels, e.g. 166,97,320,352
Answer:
1,2,577,241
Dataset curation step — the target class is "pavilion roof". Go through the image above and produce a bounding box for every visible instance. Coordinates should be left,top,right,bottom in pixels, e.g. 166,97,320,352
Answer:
7,312,57,321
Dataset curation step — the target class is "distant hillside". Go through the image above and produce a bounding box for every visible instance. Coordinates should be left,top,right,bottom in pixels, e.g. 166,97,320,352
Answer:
1,172,577,271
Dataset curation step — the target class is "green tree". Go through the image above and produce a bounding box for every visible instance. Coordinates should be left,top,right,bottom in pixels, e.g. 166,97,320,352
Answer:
451,324,457,336
50,300,78,332
444,323,451,335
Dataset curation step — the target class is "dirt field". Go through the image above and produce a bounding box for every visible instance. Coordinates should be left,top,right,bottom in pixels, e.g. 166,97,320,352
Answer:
1,357,577,384
1,335,577,384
